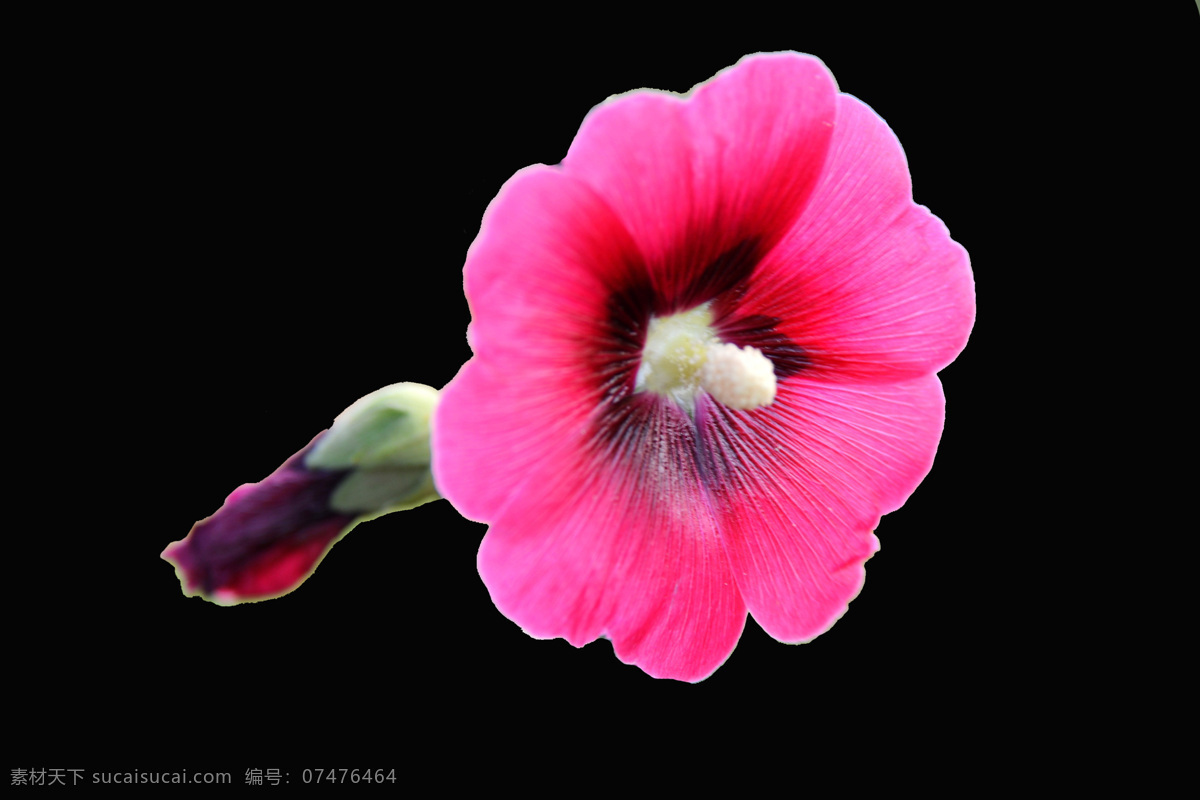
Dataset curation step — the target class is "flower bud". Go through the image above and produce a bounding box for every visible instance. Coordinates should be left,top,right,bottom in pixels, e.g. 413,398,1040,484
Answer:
164,383,440,604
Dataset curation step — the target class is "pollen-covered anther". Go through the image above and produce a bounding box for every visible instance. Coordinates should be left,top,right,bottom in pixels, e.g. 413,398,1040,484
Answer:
700,342,777,410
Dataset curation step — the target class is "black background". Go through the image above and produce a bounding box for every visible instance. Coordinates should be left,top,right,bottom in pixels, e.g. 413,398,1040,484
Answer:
13,3,1195,785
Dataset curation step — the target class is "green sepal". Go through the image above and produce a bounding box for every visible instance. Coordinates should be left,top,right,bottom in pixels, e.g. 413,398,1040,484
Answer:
328,465,439,514
305,383,438,471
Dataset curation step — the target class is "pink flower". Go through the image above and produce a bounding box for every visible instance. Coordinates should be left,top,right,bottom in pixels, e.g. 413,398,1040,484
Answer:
433,52,975,681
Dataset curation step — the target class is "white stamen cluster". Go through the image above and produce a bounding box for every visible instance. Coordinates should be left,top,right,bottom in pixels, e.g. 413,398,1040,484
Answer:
635,303,776,413
700,342,776,410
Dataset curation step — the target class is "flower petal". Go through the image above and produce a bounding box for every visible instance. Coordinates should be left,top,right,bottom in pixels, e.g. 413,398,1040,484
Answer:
724,94,975,381
438,164,647,521
469,391,746,682
698,374,946,642
563,52,837,312
163,435,354,603
211,517,350,603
